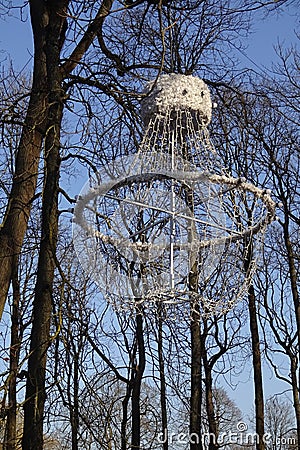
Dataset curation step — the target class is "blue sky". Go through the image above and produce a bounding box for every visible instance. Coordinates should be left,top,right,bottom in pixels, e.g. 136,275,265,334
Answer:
242,4,299,70
0,10,33,71
0,3,299,73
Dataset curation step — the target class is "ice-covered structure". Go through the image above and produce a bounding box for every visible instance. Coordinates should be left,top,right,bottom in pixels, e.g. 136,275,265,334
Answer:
73,74,276,317
140,73,212,127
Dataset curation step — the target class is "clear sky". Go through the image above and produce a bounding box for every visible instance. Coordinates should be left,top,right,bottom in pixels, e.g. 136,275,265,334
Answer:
240,3,299,71
0,8,33,71
0,2,299,74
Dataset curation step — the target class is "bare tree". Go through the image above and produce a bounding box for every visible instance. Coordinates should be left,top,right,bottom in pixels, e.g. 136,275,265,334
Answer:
0,2,296,450
264,396,296,450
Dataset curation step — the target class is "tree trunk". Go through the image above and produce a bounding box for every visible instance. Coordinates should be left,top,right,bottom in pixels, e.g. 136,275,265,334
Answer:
4,257,21,450
248,284,265,450
0,0,115,321
241,218,265,450
187,184,202,450
131,311,146,450
22,4,67,445
71,356,79,450
190,302,202,450
22,105,62,449
22,99,62,449
158,306,168,450
202,321,219,450
282,222,300,442
0,0,49,319
290,357,300,445
121,383,132,450
268,146,300,441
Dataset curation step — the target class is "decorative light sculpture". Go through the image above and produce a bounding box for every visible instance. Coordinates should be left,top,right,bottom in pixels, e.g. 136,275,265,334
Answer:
73,74,275,316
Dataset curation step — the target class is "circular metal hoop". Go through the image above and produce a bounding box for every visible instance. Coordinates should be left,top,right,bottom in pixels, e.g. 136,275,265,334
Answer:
74,171,275,249
73,156,275,317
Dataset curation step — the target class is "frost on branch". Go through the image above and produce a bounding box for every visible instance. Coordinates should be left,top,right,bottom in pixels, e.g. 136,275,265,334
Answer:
140,74,212,127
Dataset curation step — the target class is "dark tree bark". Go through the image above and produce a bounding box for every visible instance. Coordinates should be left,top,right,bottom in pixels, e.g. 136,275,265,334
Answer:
0,0,115,320
259,136,300,443
121,383,132,450
282,227,300,440
157,306,168,450
186,181,202,450
202,321,219,450
280,192,300,442
4,257,21,450
190,303,202,450
22,100,62,449
0,0,49,319
22,3,68,448
248,285,265,450
71,356,79,450
245,238,265,450
187,180,203,450
19,1,118,447
22,78,63,450
131,311,146,449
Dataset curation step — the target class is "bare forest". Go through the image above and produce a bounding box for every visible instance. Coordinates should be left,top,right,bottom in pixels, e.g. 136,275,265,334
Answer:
0,1,299,449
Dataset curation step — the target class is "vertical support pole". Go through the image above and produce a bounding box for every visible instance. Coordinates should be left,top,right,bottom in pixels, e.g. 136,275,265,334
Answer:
170,129,176,290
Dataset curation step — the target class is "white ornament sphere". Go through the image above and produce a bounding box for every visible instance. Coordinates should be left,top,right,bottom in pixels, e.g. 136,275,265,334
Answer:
140,74,212,127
